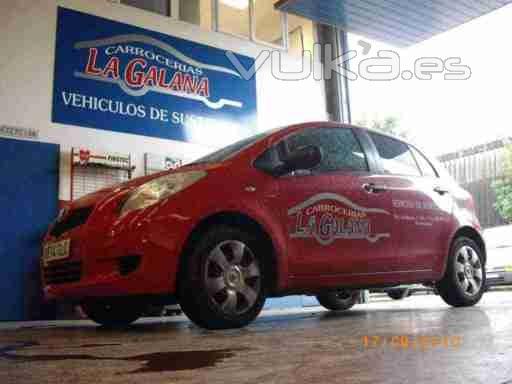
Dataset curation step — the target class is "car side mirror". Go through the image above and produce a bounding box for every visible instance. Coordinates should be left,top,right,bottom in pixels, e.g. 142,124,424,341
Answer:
274,145,322,176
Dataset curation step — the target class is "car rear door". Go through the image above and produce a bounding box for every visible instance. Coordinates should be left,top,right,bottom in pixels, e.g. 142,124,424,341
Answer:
408,145,455,268
367,132,453,272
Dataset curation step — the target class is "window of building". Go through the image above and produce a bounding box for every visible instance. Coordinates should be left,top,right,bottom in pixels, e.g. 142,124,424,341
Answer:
113,1,315,53
285,128,368,174
218,0,250,38
411,147,438,178
178,0,212,30
254,1,285,46
369,133,422,176
120,0,171,16
287,14,315,55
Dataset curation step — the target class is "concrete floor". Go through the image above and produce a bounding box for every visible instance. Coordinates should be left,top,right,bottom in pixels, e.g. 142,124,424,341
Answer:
1,292,511,384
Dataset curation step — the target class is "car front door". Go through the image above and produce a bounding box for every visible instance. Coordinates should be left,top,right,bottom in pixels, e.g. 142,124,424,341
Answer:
257,127,396,277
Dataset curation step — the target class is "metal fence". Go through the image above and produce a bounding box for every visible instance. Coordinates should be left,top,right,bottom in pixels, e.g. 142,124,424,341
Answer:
438,138,511,229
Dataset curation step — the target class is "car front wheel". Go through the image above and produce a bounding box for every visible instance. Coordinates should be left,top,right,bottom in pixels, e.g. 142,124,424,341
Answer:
316,290,359,311
436,237,486,307
178,226,267,330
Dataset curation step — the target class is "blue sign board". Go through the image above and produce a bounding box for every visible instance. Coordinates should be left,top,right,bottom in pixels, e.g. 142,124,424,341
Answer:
52,7,258,144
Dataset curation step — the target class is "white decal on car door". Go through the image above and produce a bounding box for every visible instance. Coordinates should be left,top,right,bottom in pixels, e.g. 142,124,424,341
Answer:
288,193,391,246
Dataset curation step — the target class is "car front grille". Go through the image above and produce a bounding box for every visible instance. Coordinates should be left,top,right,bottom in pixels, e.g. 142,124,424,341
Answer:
43,260,83,285
50,207,93,237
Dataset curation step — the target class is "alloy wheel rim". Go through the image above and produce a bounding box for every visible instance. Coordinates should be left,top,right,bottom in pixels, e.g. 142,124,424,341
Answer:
204,240,261,316
455,245,483,296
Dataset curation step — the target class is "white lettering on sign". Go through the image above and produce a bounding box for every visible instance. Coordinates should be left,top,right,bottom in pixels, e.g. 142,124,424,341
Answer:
60,92,217,127
62,92,147,119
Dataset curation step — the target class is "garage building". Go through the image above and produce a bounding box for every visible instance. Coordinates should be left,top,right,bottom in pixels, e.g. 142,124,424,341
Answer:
0,0,509,321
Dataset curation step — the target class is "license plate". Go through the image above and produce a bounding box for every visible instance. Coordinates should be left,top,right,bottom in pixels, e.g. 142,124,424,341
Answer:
43,239,71,265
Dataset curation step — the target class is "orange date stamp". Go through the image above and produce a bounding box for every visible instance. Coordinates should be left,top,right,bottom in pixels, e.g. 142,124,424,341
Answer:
361,335,463,350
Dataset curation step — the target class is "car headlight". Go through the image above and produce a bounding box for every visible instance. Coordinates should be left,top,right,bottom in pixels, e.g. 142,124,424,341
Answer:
120,171,207,217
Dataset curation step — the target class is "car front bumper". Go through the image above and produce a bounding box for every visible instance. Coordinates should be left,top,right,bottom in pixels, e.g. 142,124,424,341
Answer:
42,214,191,302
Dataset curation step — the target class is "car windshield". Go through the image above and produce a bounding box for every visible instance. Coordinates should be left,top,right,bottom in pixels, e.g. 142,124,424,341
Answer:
189,128,281,165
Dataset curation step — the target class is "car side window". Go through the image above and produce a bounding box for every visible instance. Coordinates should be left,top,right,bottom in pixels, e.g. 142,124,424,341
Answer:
410,146,438,178
254,128,369,175
369,132,421,176
285,128,369,174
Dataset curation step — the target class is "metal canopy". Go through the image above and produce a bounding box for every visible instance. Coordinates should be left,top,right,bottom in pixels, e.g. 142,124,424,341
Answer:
276,0,512,46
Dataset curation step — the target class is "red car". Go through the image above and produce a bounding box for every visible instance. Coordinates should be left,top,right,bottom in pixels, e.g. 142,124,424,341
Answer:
41,122,486,329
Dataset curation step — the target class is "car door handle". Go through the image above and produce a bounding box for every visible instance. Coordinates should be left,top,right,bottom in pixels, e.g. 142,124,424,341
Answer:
433,186,450,195
363,183,388,194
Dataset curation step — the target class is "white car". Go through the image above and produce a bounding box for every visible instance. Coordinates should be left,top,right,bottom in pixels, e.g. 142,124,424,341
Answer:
484,225,512,286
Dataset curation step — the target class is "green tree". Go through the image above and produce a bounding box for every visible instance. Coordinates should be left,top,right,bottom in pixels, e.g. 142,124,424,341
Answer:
355,116,409,139
494,144,512,222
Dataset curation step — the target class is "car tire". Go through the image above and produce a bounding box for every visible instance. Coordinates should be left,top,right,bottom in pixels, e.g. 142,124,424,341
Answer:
316,290,359,311
436,237,486,307
387,288,410,300
178,226,267,330
81,301,143,327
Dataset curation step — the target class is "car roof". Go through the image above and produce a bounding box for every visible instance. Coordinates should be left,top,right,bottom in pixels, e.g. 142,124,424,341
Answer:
275,121,408,144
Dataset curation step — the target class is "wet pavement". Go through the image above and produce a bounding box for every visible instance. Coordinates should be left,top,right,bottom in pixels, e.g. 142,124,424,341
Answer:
1,291,511,384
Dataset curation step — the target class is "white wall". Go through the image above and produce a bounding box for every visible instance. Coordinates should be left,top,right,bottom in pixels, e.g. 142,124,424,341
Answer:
0,0,327,201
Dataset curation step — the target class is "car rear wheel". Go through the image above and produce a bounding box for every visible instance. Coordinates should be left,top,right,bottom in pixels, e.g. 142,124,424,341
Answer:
316,290,359,311
178,226,267,330
387,288,410,300
81,301,143,327
436,237,486,307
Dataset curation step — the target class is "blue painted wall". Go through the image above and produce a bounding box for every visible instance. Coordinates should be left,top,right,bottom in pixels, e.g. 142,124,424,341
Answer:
0,138,59,321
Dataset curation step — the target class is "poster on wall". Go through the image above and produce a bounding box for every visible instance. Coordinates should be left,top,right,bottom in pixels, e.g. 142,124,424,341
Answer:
70,147,133,200
72,147,132,170
144,153,186,175
52,7,258,145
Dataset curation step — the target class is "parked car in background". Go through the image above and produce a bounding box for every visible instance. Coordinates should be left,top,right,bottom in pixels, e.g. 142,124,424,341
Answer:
484,225,512,287
41,122,487,330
